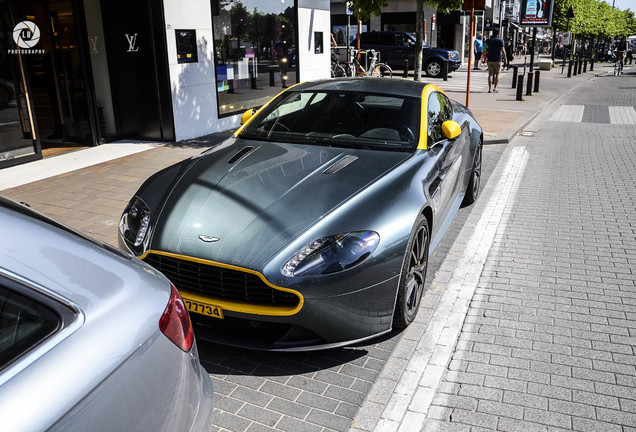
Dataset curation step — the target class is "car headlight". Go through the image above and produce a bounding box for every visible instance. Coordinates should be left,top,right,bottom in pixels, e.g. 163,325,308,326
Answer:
119,197,151,250
282,231,380,277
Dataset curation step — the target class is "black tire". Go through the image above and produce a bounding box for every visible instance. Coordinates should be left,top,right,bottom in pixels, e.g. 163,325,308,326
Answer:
393,214,429,329
331,64,346,78
371,64,393,78
462,139,482,206
425,60,442,78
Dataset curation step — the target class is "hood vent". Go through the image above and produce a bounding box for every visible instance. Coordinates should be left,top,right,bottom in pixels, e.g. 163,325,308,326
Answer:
323,155,358,174
228,146,256,164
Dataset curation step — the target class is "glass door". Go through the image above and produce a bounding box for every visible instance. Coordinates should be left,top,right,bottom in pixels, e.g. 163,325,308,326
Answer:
17,0,96,147
0,0,41,167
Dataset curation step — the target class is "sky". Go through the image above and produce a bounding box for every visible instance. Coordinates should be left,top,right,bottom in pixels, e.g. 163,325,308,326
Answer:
602,0,635,12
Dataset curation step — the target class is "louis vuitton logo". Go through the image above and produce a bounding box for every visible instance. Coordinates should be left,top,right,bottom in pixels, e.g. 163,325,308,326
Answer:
89,36,99,54
125,33,139,52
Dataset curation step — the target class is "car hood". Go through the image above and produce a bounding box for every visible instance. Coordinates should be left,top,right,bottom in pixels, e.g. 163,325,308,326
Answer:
150,139,410,270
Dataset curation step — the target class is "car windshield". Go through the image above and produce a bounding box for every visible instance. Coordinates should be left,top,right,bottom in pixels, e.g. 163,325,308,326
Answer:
239,90,420,151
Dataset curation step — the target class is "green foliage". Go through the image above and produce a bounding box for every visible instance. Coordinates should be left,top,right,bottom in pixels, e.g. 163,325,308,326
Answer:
344,0,388,21
423,0,464,14
552,0,636,38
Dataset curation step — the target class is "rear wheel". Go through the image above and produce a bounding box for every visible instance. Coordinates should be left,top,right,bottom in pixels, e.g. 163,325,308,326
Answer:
371,63,393,78
393,215,429,329
462,139,483,206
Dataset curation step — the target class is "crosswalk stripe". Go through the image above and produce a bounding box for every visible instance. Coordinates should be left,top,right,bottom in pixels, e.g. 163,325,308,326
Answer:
551,105,585,122
609,106,636,124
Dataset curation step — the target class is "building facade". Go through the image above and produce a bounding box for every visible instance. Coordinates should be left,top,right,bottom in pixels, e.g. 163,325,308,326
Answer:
0,0,331,168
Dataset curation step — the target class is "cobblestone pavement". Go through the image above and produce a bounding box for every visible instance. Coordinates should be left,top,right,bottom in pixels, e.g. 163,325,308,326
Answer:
421,71,636,430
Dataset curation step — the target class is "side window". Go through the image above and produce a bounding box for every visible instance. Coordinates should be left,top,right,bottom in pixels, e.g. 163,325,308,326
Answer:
0,285,60,370
394,34,408,47
427,92,453,143
377,34,392,45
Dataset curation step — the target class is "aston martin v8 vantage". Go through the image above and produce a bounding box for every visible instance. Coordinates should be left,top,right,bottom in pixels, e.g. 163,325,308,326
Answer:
119,78,483,350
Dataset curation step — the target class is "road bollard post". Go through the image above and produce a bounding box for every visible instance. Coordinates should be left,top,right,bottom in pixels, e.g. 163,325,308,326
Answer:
526,72,533,96
534,70,540,93
516,75,524,101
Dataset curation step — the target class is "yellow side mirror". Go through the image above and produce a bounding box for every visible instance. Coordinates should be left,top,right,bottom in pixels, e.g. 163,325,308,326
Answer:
441,120,461,140
240,108,256,125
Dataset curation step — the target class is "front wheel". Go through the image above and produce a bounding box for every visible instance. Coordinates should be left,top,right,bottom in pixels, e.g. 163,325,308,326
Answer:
425,60,443,78
393,215,429,329
371,63,393,78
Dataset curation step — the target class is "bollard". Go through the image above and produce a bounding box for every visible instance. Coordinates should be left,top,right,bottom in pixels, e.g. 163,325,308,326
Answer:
590,58,594,71
578,59,583,74
512,66,519,88
269,69,275,86
583,59,587,73
526,72,533,96
568,60,573,77
250,71,257,89
443,60,448,81
403,59,409,78
516,75,524,101
573,60,578,76
534,70,540,93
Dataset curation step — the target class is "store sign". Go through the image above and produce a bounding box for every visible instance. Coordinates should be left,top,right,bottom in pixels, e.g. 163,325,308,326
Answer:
125,33,140,52
8,21,45,54
519,0,554,27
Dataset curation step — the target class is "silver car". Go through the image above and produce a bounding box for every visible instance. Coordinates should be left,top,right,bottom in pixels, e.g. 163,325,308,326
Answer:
0,197,213,431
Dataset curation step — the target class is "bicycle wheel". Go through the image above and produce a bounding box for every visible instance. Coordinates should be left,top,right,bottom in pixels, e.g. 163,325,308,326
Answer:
332,64,346,78
371,63,393,78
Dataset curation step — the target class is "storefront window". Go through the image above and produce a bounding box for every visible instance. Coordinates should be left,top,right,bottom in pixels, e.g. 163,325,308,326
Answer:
0,1,40,166
212,0,297,117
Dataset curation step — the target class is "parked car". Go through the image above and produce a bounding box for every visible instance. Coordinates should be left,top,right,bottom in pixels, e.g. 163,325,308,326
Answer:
0,197,213,432
119,78,483,351
355,31,461,78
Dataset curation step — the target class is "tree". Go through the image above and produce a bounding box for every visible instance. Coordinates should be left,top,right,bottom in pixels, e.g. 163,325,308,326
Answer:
414,0,463,81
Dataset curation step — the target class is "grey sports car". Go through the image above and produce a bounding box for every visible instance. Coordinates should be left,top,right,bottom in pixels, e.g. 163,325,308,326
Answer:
119,78,483,350
0,197,213,431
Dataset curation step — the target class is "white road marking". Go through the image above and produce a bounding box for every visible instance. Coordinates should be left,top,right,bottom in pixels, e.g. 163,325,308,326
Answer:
550,104,585,122
609,106,636,125
354,146,529,432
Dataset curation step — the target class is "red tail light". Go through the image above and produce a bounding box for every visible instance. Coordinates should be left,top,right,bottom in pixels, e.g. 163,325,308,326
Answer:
159,282,194,352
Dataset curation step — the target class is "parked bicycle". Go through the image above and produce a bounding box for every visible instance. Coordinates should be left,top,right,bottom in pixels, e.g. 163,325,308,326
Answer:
352,49,393,78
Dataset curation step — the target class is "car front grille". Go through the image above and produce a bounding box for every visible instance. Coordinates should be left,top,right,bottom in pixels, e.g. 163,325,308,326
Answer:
143,253,299,307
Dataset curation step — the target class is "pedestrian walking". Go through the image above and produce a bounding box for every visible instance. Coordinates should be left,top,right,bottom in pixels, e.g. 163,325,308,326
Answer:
473,34,483,70
485,28,507,93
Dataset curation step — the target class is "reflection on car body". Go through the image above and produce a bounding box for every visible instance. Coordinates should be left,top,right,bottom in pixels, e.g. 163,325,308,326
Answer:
119,78,483,351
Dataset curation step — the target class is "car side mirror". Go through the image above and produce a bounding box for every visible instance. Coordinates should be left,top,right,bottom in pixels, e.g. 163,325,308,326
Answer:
240,108,257,125
441,120,461,140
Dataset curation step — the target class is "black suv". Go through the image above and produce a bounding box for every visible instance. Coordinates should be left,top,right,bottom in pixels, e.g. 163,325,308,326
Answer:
356,31,461,78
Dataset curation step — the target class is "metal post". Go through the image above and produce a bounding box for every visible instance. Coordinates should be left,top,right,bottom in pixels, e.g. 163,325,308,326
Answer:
526,72,533,96
590,57,594,71
250,71,257,89
512,65,518,88
583,59,587,73
530,27,537,72
516,75,524,101
568,60,573,77
269,69,275,86
573,59,578,76
578,58,583,74
443,60,448,81
534,70,540,93
403,59,409,78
